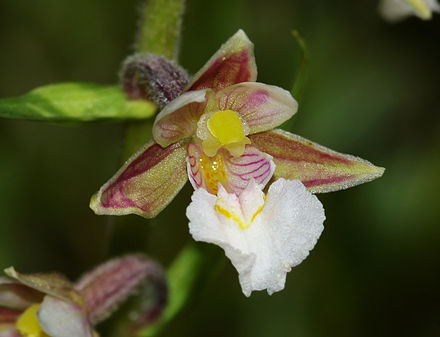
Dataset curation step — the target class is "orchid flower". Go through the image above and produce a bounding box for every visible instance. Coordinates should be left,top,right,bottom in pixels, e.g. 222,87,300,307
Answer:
90,30,384,219
379,0,439,21
0,255,165,337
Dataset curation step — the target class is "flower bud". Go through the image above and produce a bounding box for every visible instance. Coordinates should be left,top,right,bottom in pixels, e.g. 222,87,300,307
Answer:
121,53,189,109
75,254,167,326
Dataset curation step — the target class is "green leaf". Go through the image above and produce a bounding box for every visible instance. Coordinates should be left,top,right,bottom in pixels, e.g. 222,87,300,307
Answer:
0,82,156,123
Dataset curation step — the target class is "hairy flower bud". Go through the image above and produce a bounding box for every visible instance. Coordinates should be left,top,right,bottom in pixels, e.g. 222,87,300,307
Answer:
74,255,167,326
121,53,189,109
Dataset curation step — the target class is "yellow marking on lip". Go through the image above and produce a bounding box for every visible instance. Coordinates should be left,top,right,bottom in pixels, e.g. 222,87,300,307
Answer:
215,204,248,229
215,196,266,229
250,204,264,223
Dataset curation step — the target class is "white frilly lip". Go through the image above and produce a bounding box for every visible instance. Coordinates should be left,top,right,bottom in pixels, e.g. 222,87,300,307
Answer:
186,178,325,296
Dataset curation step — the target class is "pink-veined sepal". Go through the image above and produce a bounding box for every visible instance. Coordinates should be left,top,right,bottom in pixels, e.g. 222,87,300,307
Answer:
90,140,188,219
186,30,258,92
250,129,384,193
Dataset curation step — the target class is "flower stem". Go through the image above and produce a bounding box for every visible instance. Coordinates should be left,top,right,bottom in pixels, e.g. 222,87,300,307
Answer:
137,0,185,60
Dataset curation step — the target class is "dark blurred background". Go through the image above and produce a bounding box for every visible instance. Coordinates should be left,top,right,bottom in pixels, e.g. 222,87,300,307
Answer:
0,1,439,336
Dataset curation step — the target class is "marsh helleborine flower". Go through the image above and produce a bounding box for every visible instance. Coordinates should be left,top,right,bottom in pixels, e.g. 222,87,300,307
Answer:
379,0,439,21
0,255,166,337
90,30,384,296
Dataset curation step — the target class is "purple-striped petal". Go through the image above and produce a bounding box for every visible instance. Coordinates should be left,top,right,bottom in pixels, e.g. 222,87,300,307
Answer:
213,82,297,135
152,90,208,147
186,30,257,92
250,129,384,193
187,143,275,195
38,296,93,337
90,140,188,218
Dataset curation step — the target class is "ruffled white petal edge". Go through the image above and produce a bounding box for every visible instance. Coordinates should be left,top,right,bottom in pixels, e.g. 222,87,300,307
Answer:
186,179,325,296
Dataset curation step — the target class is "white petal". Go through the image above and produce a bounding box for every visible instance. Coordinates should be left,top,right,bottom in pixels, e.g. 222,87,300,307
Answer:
243,179,325,295
152,89,208,147
38,296,93,337
186,179,325,297
238,180,265,224
186,187,256,295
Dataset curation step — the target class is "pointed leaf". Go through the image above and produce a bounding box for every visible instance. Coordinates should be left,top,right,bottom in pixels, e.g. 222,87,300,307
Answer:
0,83,156,123
90,140,188,218
186,30,258,92
75,255,166,325
152,90,208,147
250,129,384,193
187,143,275,195
3,268,83,307
213,82,297,135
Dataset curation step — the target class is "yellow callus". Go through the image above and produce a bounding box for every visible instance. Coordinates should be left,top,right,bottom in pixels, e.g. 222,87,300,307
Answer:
202,110,250,157
16,304,50,337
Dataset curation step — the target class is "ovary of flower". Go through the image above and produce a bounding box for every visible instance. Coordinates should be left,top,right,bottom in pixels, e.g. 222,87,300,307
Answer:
16,304,50,337
201,109,251,157
187,178,325,296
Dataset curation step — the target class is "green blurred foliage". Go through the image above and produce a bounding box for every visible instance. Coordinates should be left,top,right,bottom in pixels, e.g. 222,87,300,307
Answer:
0,1,439,336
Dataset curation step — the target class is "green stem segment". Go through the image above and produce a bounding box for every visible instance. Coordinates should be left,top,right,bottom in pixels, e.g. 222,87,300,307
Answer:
137,0,186,60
